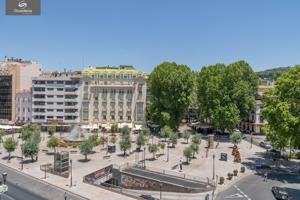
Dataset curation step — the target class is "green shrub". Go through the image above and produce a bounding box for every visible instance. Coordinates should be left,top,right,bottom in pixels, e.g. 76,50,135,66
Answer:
227,172,233,180
241,166,245,173
219,176,224,184
233,169,238,176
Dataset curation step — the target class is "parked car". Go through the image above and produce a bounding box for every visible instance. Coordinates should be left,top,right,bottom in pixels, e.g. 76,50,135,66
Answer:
255,164,271,170
269,149,281,158
140,195,159,200
272,186,291,200
259,141,272,149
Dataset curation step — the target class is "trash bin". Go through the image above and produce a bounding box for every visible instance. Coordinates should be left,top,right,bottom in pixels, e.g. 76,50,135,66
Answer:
220,153,227,161
108,144,116,153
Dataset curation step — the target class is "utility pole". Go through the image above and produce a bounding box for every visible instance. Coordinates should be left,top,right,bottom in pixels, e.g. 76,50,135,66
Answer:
213,154,215,180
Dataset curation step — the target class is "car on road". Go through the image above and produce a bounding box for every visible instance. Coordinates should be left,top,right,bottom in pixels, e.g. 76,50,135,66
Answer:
139,194,159,200
259,141,272,149
272,186,291,200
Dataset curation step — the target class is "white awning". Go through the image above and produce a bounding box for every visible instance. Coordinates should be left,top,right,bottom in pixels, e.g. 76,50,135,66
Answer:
120,123,133,129
81,125,93,129
133,125,143,131
102,124,111,130
92,124,99,129
0,125,21,130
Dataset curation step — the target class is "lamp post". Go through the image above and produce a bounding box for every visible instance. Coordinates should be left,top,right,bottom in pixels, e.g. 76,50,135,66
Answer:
21,145,24,171
212,154,215,180
167,142,169,162
250,132,253,149
143,147,146,168
159,182,163,200
70,159,73,187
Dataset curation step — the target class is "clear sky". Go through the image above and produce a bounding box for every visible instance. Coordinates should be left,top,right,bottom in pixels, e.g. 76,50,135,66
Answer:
1,0,300,73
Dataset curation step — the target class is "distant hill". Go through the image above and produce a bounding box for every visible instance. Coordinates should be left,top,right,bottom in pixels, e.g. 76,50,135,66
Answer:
256,66,292,80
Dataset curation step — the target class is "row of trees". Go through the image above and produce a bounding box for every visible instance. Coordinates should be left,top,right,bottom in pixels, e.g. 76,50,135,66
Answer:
148,61,259,134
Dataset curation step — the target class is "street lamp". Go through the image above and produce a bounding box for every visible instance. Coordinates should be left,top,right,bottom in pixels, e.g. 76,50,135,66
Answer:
167,142,169,162
70,159,73,187
212,154,215,180
159,182,163,200
143,147,146,168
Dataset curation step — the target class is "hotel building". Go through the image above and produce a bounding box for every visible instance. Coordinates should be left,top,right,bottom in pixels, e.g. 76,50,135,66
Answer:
241,79,274,134
0,57,41,123
80,66,147,128
31,71,81,124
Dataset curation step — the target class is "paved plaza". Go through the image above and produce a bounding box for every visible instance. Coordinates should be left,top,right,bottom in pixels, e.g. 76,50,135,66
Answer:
0,127,269,200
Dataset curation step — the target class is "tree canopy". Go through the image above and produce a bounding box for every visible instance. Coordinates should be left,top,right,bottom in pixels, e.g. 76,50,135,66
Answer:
197,61,258,133
262,66,300,150
148,62,196,129
22,141,39,162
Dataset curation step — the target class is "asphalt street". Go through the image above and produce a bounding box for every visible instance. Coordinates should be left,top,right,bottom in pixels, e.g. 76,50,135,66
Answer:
216,172,300,200
0,163,86,200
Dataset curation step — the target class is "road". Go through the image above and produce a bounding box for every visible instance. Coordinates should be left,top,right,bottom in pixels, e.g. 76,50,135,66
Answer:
216,172,300,200
0,163,86,200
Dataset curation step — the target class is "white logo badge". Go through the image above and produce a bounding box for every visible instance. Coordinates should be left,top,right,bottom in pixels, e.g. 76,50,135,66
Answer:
18,0,27,9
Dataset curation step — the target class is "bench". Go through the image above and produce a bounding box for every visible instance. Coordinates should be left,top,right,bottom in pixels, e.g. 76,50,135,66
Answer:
103,155,111,159
42,149,49,153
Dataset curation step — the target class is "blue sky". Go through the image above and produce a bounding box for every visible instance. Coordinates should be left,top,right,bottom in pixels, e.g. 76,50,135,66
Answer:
1,0,300,73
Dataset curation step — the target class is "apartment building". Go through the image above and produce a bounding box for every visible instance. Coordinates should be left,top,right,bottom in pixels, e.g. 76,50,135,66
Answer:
16,90,32,123
80,65,147,128
0,57,41,123
31,71,81,124
240,79,274,134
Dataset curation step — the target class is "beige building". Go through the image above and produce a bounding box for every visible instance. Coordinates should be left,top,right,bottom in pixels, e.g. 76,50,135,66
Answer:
80,65,147,129
241,79,274,134
0,57,41,123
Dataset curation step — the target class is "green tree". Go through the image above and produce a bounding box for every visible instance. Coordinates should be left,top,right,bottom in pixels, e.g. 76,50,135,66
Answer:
148,62,195,129
168,132,178,148
119,135,131,156
111,124,118,135
3,138,17,160
262,66,300,155
88,135,99,147
79,139,94,161
47,136,60,152
159,143,166,155
122,126,130,136
183,130,191,144
183,146,193,164
148,144,159,159
20,127,31,141
197,61,258,133
191,134,201,145
31,131,41,144
22,141,39,162
190,143,199,158
0,129,6,143
160,125,173,142
48,125,56,136
230,131,242,145
136,133,146,149
110,135,117,144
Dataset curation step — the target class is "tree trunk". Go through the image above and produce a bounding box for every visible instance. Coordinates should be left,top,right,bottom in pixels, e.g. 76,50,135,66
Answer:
85,154,87,161
153,152,155,159
31,155,34,162
8,152,11,161
124,150,126,156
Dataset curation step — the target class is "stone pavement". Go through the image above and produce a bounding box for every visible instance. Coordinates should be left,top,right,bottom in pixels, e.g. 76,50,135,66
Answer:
0,130,269,200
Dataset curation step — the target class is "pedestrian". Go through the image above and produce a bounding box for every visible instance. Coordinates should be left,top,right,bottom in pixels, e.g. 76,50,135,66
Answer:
179,158,183,172
64,192,67,200
264,171,268,182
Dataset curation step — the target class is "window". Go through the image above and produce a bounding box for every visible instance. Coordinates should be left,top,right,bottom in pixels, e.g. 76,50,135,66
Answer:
127,115,131,121
47,116,54,119
57,81,64,84
57,88,64,91
23,108,25,112
47,81,54,84
82,112,89,121
57,95,64,98
83,102,89,110
57,109,63,112
47,88,54,91
57,116,63,119
119,116,123,120
28,108,31,112
111,115,115,120
103,115,106,120
47,102,54,105
47,109,54,112
57,102,64,105
47,95,54,98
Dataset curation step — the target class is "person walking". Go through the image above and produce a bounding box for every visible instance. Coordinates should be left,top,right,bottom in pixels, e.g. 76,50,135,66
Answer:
179,158,183,172
264,171,268,182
